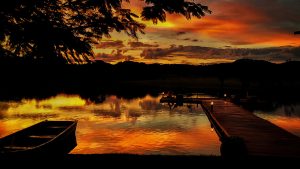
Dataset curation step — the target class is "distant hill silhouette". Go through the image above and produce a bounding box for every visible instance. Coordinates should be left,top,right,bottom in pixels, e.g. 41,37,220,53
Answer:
1,57,300,102
1,57,300,80
233,59,272,65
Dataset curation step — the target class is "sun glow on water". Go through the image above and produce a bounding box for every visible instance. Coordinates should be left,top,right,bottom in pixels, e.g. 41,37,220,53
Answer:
0,94,221,155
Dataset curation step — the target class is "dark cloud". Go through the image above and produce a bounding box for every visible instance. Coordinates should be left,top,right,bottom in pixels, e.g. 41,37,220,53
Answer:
181,38,199,42
141,45,184,59
140,45,300,62
176,31,186,36
128,42,159,48
95,49,134,62
155,30,185,39
96,40,125,49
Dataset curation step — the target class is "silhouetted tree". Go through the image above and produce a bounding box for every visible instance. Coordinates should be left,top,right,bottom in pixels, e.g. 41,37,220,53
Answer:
295,31,300,34
0,0,211,64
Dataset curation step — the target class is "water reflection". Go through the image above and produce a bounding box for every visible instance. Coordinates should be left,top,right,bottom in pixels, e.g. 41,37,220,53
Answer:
254,103,300,137
0,94,220,155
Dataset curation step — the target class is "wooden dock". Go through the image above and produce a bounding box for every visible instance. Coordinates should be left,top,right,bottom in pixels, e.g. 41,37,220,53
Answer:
201,99,300,158
160,96,300,157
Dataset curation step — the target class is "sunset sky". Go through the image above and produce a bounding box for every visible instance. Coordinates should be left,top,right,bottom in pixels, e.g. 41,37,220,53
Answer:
94,0,300,65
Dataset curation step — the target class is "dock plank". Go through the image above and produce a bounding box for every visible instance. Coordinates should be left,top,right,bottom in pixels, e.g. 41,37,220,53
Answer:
202,99,300,157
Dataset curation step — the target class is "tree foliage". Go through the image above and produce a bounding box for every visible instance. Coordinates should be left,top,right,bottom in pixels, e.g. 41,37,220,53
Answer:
0,0,211,63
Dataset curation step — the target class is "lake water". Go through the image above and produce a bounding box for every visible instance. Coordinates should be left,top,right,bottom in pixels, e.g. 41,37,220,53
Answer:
0,94,220,155
254,103,300,137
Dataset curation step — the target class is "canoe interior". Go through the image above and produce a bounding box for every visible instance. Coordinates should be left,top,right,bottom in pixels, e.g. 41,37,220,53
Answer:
0,120,77,154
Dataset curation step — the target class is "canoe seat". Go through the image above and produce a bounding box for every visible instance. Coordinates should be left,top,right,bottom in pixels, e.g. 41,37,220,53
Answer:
28,135,56,139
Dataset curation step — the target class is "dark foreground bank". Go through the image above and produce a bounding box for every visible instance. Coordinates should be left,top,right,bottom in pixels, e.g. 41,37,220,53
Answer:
1,154,299,168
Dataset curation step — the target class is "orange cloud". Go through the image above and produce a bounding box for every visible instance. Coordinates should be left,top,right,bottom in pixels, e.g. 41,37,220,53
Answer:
96,40,125,49
137,0,300,47
95,49,134,63
93,0,300,64
140,45,300,63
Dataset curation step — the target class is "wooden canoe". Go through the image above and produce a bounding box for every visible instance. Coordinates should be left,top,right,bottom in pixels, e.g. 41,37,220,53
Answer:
0,120,77,156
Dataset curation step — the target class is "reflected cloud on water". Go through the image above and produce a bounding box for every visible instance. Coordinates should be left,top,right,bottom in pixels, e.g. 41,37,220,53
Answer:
254,102,300,137
0,93,220,155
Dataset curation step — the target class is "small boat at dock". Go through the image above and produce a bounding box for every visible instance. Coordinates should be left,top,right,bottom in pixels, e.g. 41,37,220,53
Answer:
0,120,77,156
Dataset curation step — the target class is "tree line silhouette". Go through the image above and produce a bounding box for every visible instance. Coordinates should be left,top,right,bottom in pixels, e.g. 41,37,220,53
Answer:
1,59,300,103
